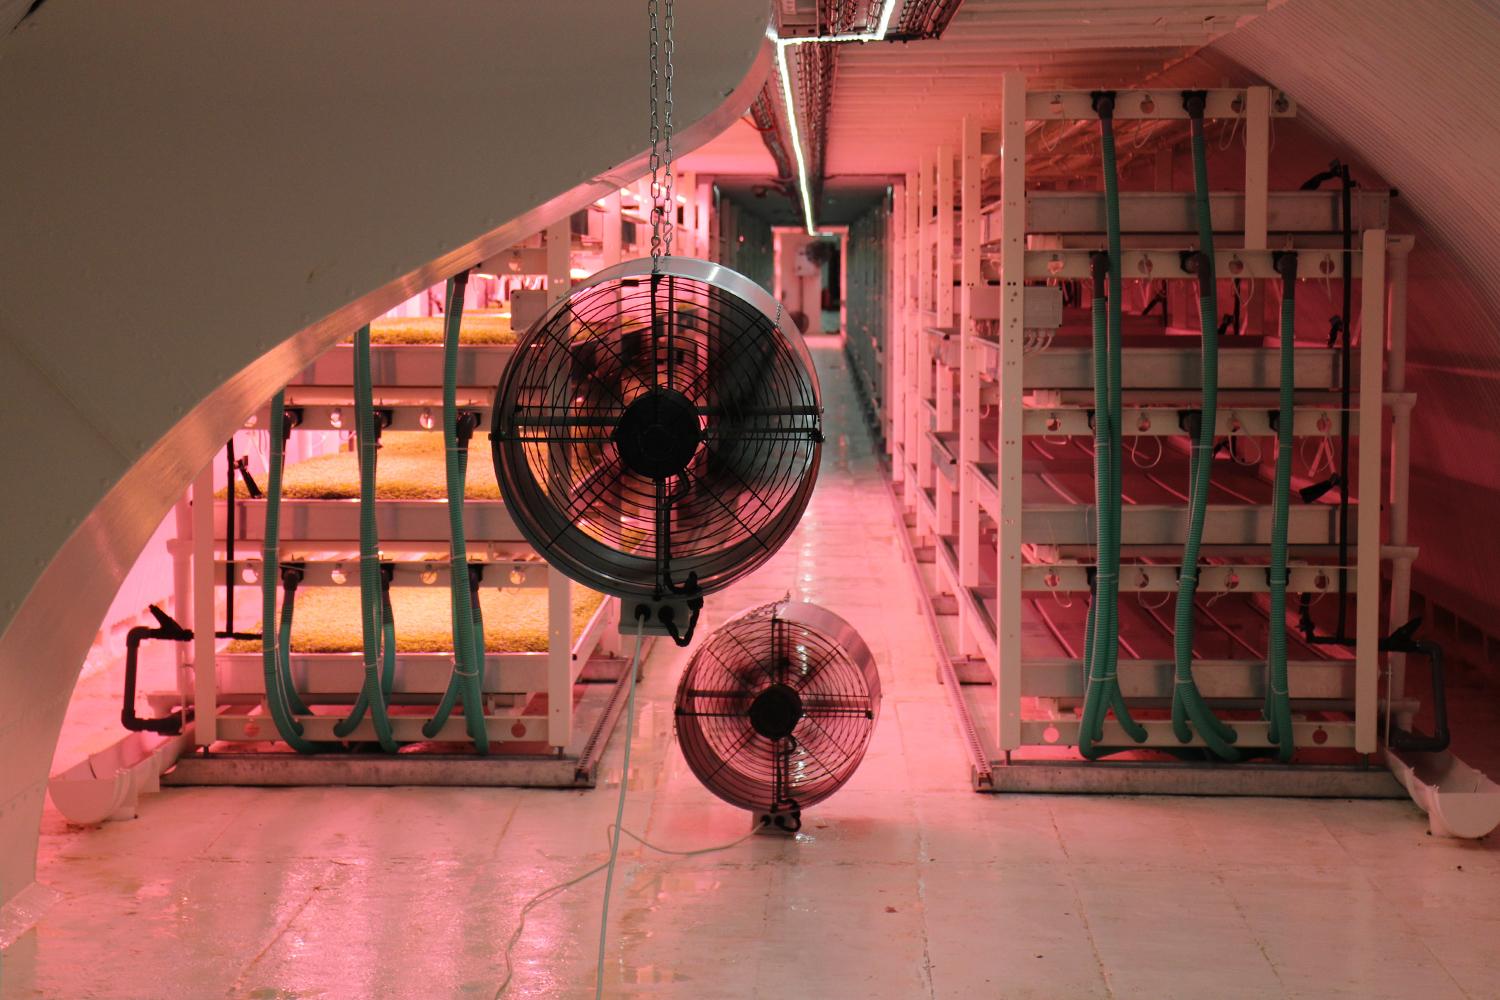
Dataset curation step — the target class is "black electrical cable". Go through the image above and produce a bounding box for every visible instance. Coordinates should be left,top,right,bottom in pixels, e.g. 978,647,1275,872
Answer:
1296,160,1356,646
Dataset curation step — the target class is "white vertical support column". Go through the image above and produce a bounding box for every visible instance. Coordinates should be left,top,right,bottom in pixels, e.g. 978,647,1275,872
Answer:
996,71,1027,752
603,191,623,268
1244,87,1270,252
171,495,193,685
1243,87,1271,338
545,220,573,750
192,466,216,747
706,182,721,263
678,171,695,257
957,116,982,658
915,154,936,507
934,145,957,538
695,177,713,262
1355,228,1387,754
936,147,955,327
903,168,921,507
1385,234,1415,701
935,144,956,437
888,182,907,461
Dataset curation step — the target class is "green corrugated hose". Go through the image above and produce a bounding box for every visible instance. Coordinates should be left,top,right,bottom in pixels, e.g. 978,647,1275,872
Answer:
276,571,310,715
1170,93,1239,759
262,392,320,752
421,273,490,752
1266,254,1299,761
1079,99,1146,756
330,323,399,751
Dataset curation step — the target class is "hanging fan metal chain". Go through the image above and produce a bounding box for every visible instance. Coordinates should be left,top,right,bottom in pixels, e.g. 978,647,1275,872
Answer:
648,0,676,271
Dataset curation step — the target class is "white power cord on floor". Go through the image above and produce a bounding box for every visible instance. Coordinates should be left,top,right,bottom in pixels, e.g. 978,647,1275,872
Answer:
492,617,764,999
592,615,645,998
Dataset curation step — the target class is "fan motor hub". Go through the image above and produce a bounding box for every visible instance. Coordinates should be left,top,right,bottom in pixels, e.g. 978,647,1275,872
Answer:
748,683,803,740
613,388,702,480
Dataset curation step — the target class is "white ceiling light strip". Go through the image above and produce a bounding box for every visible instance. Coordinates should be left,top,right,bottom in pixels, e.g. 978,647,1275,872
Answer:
770,1,898,235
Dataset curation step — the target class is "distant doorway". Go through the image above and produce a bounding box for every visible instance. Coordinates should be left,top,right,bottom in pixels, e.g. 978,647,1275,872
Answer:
774,229,845,337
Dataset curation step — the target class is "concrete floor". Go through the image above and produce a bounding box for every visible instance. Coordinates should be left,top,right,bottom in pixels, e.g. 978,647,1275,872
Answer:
5,342,1500,998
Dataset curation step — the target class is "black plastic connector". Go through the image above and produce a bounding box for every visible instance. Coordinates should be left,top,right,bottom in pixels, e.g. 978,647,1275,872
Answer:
1179,250,1213,293
1299,475,1341,504
1380,618,1450,753
121,606,194,735
233,455,261,499
455,410,482,446
1089,250,1110,284
1089,90,1117,120
1325,315,1343,349
1180,89,1208,119
1272,250,1299,283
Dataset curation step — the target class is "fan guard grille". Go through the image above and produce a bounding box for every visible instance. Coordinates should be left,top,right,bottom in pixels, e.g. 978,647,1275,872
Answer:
674,601,880,814
491,258,821,600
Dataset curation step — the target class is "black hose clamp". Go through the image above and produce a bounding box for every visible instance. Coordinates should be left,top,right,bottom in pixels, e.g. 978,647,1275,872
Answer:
1089,250,1110,284
280,562,306,594
1272,250,1299,283
455,410,483,451
1179,250,1213,293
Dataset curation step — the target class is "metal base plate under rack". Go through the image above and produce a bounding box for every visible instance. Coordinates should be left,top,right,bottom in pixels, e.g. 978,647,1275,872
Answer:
163,648,643,789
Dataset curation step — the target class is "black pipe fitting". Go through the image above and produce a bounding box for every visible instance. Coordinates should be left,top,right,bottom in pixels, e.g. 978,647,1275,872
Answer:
455,410,482,446
1272,250,1300,283
1380,618,1450,753
121,605,193,735
1298,474,1341,504
281,406,304,443
1090,90,1117,120
1181,89,1208,119
1089,250,1110,284
1179,250,1214,293
233,455,261,499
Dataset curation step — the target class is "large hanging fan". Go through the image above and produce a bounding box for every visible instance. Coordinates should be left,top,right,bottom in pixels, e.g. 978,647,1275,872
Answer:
674,601,880,829
490,257,822,640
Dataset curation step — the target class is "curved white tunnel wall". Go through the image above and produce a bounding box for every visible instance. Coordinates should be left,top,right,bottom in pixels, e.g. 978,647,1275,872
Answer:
0,0,770,906
1212,0,1500,628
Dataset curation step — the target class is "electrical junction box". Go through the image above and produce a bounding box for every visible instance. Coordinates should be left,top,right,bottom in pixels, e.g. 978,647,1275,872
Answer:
618,597,698,639
969,283,1063,328
510,288,548,331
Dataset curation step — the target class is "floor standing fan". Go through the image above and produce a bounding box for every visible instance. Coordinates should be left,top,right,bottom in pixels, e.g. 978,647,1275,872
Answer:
674,600,881,830
490,256,822,643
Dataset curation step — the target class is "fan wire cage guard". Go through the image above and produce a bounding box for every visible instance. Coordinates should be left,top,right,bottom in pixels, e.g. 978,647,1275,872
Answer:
491,258,822,603
674,601,880,817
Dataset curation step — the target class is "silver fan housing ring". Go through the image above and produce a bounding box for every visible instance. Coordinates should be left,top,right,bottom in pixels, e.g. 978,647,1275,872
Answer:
491,257,822,601
674,601,880,814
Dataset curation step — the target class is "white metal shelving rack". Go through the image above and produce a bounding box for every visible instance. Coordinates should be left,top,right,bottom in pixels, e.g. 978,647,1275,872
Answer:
161,196,698,784
888,74,1427,794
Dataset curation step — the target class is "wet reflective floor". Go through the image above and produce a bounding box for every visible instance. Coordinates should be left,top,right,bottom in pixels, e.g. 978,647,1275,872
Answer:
6,341,1500,998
